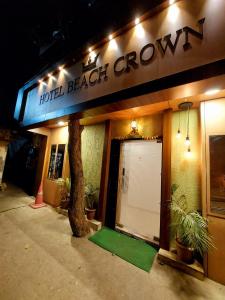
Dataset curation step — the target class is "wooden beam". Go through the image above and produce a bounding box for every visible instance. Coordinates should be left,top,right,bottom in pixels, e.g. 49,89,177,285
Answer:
98,120,112,223
160,109,172,250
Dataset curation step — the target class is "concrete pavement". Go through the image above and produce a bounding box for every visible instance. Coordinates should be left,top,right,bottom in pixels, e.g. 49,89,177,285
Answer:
0,185,225,300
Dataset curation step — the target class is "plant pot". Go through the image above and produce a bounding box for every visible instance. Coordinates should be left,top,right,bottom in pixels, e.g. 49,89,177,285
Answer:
85,208,96,220
60,195,70,209
176,239,194,264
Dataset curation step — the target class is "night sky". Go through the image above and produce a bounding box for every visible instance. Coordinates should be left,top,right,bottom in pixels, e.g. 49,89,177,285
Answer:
0,0,164,128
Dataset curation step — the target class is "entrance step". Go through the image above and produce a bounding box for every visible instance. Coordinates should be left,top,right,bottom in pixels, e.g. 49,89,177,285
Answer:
115,225,159,249
87,219,102,231
157,248,204,280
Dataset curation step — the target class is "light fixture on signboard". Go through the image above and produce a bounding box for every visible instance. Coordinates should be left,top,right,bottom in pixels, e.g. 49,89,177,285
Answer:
38,79,47,86
47,73,56,81
135,17,140,25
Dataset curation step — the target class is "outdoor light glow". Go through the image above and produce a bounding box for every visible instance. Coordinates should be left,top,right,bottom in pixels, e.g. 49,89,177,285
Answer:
205,88,221,96
109,39,118,50
58,65,68,75
47,73,56,81
109,34,113,41
185,136,191,146
131,120,138,130
169,0,175,4
89,50,97,61
88,47,92,53
38,79,47,86
168,4,179,23
135,17,140,25
58,121,65,126
135,24,145,38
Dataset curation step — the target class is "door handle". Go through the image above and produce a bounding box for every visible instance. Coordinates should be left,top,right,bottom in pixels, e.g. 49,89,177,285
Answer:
122,168,127,193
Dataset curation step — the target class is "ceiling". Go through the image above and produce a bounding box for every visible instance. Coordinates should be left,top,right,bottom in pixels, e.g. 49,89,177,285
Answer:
0,0,166,128
44,73,225,128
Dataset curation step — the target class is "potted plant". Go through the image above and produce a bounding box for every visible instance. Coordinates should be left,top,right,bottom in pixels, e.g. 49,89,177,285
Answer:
170,184,214,264
85,184,99,220
60,177,71,209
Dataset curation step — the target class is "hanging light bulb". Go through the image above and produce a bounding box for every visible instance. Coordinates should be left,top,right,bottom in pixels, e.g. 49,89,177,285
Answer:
185,136,191,146
185,103,191,146
176,129,181,138
178,101,193,147
185,145,192,159
176,110,181,138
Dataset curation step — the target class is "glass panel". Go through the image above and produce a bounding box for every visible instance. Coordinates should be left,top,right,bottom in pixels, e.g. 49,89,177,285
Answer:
54,144,65,179
209,135,225,215
48,144,57,179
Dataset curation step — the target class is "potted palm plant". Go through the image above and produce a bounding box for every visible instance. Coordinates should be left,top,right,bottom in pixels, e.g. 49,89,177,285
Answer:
170,184,214,264
85,184,99,220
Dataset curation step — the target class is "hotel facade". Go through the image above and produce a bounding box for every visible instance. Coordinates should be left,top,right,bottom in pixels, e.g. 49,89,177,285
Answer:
14,0,225,284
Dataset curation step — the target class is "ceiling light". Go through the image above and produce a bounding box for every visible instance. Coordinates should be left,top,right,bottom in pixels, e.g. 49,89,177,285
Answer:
58,66,64,71
88,47,92,53
135,17,140,25
169,0,175,4
109,34,113,41
205,88,221,96
58,121,65,126
38,79,42,83
48,73,52,78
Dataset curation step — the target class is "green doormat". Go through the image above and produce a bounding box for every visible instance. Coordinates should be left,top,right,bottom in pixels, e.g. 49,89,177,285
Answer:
89,227,157,272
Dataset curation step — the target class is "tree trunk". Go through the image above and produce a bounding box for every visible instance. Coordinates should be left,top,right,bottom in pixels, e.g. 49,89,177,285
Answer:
67,119,89,237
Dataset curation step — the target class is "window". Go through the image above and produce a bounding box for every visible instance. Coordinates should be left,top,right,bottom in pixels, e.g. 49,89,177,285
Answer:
209,135,225,215
48,144,66,179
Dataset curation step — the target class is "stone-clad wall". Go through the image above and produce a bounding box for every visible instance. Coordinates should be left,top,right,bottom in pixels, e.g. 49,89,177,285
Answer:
171,109,201,211
81,123,105,189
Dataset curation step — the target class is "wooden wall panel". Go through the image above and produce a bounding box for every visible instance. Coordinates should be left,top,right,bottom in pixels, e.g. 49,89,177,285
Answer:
160,109,172,250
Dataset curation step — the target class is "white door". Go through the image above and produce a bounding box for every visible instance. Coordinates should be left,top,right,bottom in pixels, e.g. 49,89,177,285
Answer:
116,140,162,241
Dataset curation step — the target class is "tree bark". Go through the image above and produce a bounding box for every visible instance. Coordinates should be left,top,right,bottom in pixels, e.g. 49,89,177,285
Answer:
68,119,89,237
